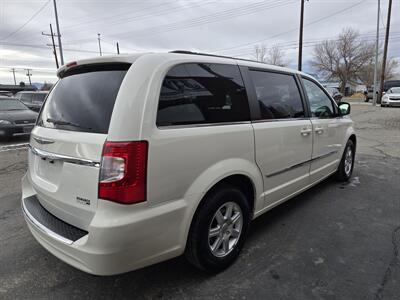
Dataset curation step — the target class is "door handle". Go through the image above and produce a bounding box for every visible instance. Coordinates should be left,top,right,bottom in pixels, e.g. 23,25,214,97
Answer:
315,127,324,135
300,128,312,136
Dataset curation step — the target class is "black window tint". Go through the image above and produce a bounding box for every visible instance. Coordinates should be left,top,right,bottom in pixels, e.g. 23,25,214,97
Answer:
33,93,47,103
249,70,304,119
38,65,129,134
20,93,33,103
157,63,250,126
302,79,335,118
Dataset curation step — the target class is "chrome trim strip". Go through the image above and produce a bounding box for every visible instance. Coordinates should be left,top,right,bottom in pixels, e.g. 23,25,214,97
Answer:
265,150,338,178
29,145,100,168
266,159,310,178
157,121,251,129
22,198,73,245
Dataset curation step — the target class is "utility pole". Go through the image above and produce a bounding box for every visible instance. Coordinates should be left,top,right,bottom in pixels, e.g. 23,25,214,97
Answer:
25,69,32,85
10,68,17,85
117,42,120,54
379,0,392,104
53,0,64,65
42,24,59,68
372,0,380,106
98,33,102,56
298,0,307,71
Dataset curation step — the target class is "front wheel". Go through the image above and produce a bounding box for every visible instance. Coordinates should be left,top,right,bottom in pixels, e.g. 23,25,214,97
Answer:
335,139,355,182
185,184,251,272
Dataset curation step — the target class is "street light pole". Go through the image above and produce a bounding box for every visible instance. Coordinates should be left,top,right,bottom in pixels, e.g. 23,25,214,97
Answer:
379,0,392,104
372,0,380,106
10,68,17,85
298,0,305,71
42,24,59,69
53,0,64,65
25,69,32,85
98,33,102,56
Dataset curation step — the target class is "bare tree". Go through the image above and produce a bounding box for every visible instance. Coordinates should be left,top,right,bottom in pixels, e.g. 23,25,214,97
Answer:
359,57,399,87
311,28,375,93
254,44,268,63
253,44,288,67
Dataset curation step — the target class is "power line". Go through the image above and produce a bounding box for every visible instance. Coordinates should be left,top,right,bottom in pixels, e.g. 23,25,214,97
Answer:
63,0,291,44
212,0,367,54
0,41,115,55
221,30,400,57
62,1,192,31
110,0,296,40
0,0,50,41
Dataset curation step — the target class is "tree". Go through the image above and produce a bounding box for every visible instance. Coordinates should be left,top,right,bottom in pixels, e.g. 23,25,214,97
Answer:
311,28,375,93
358,57,399,87
253,44,288,67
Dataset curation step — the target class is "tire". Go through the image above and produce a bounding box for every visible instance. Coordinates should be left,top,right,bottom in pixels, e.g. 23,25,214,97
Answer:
185,184,251,273
335,139,355,182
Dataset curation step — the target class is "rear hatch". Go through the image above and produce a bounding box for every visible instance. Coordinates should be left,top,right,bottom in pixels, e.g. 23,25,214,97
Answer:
28,63,130,230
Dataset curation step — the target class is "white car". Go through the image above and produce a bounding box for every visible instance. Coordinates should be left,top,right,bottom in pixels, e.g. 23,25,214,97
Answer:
22,51,356,275
381,87,400,107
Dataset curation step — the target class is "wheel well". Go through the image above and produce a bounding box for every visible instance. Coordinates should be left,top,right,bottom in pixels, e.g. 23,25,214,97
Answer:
203,174,255,213
349,134,357,151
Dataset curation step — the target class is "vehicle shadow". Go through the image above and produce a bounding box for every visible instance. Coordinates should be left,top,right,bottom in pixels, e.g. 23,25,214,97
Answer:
62,176,340,298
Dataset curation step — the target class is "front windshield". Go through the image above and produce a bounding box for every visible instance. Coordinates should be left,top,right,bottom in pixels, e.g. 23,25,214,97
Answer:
390,87,400,94
0,99,28,111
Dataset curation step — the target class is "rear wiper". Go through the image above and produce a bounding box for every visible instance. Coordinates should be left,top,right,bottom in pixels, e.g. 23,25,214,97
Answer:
46,118,92,131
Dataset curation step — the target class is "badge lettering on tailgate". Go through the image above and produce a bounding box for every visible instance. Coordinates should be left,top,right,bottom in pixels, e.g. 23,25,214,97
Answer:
76,196,90,206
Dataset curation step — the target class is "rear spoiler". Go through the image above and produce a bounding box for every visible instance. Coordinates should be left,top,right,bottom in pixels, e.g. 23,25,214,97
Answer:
57,62,131,78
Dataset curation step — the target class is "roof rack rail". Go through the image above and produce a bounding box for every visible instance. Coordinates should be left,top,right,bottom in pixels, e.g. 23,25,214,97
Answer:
169,50,266,65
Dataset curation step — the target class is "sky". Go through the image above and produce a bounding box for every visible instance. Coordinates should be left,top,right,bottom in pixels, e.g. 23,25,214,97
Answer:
0,0,399,84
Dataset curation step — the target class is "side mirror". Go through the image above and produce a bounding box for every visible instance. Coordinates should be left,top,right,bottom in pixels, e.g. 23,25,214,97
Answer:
338,102,351,116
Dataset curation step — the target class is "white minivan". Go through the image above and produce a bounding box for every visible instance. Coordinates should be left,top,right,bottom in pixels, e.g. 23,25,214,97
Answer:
22,51,356,275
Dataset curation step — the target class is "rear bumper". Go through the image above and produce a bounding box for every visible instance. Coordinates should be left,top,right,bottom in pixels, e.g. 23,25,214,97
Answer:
21,174,190,275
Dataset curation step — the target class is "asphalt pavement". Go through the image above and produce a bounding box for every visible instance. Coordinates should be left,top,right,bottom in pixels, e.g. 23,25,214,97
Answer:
0,104,399,299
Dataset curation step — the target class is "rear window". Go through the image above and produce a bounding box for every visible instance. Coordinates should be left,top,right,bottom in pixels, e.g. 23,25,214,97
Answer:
0,99,28,111
37,64,129,134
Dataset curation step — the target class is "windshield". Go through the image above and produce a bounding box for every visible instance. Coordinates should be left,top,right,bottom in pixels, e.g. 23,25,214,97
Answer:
37,64,130,134
0,99,28,111
389,87,400,94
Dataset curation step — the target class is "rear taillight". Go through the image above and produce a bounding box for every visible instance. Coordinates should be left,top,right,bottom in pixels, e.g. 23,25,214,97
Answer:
98,141,148,204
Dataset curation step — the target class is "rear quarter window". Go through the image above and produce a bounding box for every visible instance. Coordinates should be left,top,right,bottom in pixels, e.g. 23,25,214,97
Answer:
156,63,250,126
37,64,130,134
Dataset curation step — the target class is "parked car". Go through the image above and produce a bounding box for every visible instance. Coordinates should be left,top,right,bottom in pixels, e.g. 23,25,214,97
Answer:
381,87,400,107
0,97,38,139
21,52,356,275
363,86,377,102
15,91,48,112
384,80,400,92
324,87,343,104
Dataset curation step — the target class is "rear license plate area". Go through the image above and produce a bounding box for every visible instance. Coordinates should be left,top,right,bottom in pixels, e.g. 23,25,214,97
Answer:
37,158,63,182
